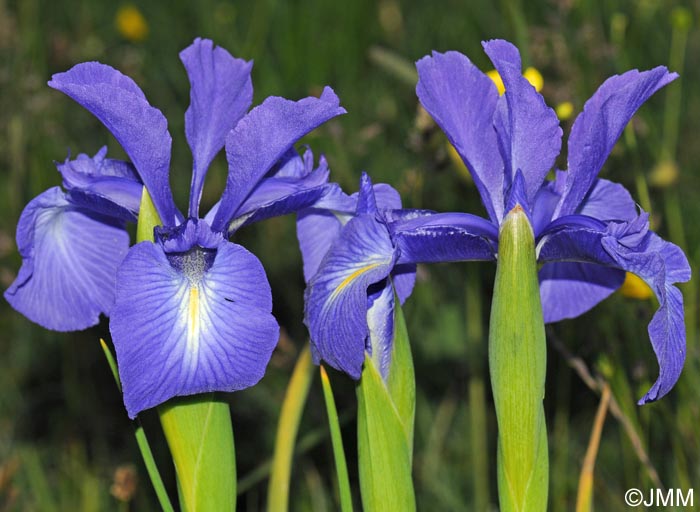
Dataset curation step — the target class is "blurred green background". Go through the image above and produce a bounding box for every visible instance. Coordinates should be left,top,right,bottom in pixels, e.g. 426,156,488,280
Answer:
0,0,698,510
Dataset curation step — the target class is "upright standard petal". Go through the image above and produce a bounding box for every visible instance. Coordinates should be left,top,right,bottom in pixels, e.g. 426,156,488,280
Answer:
304,215,395,379
483,39,562,202
555,67,678,217
4,187,129,331
537,216,690,402
356,172,379,215
110,220,279,418
181,38,254,216
211,87,346,232
49,62,179,225
416,51,504,222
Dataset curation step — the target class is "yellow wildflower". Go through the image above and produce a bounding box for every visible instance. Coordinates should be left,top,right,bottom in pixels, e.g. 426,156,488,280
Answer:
487,66,543,96
450,66,545,181
486,69,505,95
620,272,653,300
556,101,574,121
648,160,679,188
522,67,543,92
115,5,149,42
447,143,471,183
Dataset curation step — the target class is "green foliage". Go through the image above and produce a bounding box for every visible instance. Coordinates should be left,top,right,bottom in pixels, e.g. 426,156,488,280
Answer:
320,366,353,512
99,339,174,512
267,345,315,511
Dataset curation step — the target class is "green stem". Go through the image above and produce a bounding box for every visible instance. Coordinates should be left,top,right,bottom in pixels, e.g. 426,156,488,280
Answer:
489,206,548,511
320,366,354,512
133,422,174,512
99,339,174,512
267,345,315,512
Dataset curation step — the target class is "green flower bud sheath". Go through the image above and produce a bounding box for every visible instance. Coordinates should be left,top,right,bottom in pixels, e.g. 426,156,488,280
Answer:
489,205,548,511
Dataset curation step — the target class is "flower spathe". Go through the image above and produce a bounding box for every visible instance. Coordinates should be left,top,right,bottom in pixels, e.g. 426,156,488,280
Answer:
416,39,690,403
6,37,346,418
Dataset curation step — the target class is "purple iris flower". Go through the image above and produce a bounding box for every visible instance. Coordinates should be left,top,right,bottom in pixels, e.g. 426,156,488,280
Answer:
5,38,345,417
415,39,690,404
300,173,496,379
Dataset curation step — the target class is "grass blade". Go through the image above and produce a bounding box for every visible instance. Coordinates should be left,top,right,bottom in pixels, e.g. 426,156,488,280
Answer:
267,344,315,512
320,366,353,512
99,339,174,512
575,384,611,512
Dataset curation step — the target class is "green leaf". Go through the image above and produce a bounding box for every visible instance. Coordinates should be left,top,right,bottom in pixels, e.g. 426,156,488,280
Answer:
356,298,416,511
99,339,174,512
159,396,237,512
99,339,121,391
320,366,353,512
267,345,315,512
489,206,548,511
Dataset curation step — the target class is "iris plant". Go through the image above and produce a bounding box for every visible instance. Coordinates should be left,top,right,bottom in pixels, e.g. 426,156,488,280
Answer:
5,38,345,418
415,39,689,404
299,38,689,512
303,39,690,400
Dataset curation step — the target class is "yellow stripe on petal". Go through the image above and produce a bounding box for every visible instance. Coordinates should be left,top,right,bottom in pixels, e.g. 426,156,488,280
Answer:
620,272,653,300
330,263,383,300
188,287,201,349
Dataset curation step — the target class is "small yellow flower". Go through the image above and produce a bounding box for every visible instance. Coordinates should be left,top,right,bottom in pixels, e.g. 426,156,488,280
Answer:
450,66,545,181
487,67,543,96
555,101,574,121
486,69,505,95
620,272,653,300
648,159,679,188
115,5,149,42
522,67,543,92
